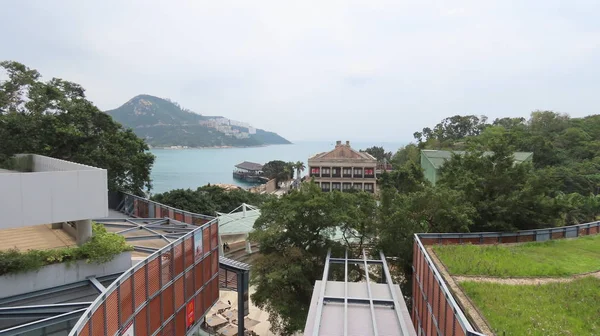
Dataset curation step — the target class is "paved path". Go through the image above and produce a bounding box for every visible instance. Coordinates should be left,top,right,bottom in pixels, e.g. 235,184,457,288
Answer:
454,270,600,285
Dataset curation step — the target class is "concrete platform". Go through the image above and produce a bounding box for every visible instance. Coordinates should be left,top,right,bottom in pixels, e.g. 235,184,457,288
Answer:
0,224,76,251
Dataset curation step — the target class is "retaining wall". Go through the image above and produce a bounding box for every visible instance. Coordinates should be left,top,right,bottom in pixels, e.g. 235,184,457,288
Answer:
0,252,132,298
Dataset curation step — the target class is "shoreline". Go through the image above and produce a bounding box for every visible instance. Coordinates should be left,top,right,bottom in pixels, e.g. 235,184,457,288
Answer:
150,143,293,150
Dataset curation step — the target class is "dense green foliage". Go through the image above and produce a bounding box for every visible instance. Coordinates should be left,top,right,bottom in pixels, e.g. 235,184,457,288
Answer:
262,160,295,187
377,111,600,300
249,183,377,335
461,277,600,336
250,111,600,335
434,234,600,277
106,94,291,147
360,146,392,161
151,185,276,216
0,61,155,194
0,223,133,276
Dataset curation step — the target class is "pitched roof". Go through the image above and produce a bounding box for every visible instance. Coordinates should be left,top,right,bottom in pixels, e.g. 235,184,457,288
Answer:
421,150,533,169
310,144,376,161
235,161,263,171
217,204,261,235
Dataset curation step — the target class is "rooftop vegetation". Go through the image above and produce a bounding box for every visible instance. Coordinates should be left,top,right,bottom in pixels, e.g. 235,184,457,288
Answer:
461,277,600,336
433,234,600,277
0,223,133,276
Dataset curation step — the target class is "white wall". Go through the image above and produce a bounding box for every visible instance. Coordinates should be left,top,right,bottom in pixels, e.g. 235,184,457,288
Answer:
0,155,108,229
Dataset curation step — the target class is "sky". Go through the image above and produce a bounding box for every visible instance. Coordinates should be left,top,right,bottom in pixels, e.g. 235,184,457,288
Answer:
1,1,599,142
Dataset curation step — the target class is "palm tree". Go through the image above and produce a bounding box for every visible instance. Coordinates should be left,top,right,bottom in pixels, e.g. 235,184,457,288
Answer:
293,161,306,180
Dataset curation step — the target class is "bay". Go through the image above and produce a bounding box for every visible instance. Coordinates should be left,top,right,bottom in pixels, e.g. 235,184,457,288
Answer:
150,141,405,194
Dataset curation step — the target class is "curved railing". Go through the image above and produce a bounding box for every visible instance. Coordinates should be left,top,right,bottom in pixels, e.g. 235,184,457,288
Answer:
69,193,221,336
411,220,600,336
117,192,215,225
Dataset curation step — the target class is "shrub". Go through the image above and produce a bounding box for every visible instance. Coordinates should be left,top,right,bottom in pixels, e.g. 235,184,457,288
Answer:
0,223,133,276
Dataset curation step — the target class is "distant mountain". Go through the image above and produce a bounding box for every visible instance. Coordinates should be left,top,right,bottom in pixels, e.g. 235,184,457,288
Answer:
105,95,291,147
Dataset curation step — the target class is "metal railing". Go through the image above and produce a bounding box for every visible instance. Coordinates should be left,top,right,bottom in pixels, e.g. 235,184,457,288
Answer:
117,192,215,225
68,195,221,336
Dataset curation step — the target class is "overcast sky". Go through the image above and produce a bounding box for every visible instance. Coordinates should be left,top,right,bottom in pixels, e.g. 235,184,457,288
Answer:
2,1,599,142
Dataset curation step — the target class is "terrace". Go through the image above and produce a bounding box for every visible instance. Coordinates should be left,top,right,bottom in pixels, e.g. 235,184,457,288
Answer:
429,234,600,335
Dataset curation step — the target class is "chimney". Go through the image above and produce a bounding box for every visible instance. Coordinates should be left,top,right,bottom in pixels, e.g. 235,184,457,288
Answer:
336,140,342,146
346,140,350,146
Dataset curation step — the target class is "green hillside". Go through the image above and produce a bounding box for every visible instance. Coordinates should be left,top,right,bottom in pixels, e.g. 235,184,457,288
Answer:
105,95,291,147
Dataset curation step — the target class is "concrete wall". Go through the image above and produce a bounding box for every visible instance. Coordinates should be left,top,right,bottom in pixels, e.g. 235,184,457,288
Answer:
0,252,131,298
0,155,108,229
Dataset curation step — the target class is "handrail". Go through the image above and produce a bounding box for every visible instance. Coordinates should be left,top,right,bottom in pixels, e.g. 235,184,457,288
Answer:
414,235,482,335
120,191,215,221
68,213,219,336
417,221,600,243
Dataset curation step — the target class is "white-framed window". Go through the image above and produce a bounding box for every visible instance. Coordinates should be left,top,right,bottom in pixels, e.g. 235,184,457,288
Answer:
354,168,363,176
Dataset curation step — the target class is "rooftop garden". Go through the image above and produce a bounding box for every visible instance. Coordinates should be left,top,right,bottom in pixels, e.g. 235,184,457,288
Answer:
432,236,600,335
0,223,133,276
432,234,600,277
461,277,600,336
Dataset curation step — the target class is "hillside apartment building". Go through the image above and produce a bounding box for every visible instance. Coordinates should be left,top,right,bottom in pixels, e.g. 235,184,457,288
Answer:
308,141,388,193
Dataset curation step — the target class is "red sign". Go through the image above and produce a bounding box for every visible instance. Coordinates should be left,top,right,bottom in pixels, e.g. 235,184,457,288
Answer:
186,300,195,328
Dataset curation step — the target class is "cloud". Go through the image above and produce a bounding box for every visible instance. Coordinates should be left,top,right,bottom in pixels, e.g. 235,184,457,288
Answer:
1,0,599,141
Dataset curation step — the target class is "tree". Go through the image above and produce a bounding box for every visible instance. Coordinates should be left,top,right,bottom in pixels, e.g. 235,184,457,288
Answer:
391,143,420,167
378,161,426,194
292,161,306,180
262,160,294,187
377,184,475,299
360,146,392,162
0,61,154,194
249,183,376,335
414,115,489,148
151,185,275,216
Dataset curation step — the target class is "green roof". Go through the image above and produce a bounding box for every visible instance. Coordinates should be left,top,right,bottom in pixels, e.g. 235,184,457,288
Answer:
217,204,261,235
421,150,533,169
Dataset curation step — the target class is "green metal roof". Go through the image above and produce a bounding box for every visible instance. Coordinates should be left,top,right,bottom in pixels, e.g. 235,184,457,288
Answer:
217,204,261,235
421,150,533,169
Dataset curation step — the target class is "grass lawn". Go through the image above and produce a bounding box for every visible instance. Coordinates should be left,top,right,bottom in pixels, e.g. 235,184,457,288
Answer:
460,277,600,336
432,235,600,277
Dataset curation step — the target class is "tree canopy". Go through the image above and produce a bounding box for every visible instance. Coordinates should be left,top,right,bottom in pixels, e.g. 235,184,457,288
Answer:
249,183,377,335
360,146,392,162
0,61,154,194
251,111,600,335
262,160,294,186
151,185,275,216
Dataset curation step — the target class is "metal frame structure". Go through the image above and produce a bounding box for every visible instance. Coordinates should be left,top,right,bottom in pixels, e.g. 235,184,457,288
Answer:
0,273,123,336
311,249,413,336
95,217,251,336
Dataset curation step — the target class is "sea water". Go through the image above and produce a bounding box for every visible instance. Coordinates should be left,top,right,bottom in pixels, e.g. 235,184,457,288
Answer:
149,141,405,194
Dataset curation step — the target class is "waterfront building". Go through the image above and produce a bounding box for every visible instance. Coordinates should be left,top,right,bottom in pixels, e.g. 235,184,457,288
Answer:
308,141,379,193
